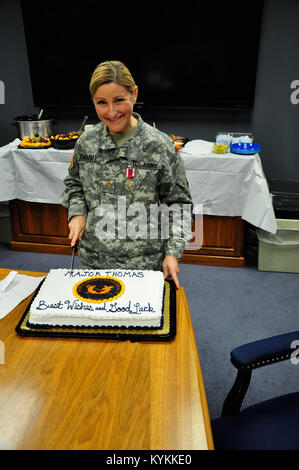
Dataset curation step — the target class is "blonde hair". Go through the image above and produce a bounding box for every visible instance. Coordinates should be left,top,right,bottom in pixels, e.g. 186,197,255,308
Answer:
89,60,136,97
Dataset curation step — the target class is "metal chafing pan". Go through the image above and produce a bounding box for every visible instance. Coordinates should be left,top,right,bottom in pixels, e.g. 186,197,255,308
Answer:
13,114,55,139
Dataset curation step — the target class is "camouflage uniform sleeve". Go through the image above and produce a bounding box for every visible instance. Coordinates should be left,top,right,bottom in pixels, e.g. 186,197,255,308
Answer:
60,148,88,222
158,142,193,260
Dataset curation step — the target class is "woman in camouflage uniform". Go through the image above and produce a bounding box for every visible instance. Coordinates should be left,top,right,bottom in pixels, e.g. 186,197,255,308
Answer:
60,61,192,289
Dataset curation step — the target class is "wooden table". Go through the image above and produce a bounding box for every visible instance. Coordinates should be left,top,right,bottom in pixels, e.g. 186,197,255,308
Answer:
0,269,214,450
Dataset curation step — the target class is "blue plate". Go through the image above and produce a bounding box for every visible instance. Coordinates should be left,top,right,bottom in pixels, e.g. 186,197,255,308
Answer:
230,143,261,155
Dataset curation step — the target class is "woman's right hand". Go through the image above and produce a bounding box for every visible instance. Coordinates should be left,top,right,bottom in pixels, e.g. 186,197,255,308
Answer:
68,215,86,247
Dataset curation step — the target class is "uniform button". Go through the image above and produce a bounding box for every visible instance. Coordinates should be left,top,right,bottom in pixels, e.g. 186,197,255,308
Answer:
105,182,111,189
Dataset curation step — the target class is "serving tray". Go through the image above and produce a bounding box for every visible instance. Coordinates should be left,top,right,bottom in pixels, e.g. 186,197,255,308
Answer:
50,140,76,150
18,144,52,149
15,279,176,342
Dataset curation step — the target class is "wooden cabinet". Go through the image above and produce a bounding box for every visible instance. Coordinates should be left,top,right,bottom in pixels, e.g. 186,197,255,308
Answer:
181,215,244,267
9,200,244,266
9,200,72,255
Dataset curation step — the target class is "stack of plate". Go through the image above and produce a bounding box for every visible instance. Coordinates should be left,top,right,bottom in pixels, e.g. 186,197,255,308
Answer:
230,143,261,155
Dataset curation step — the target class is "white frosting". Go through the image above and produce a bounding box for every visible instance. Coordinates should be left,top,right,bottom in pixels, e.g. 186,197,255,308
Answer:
29,269,165,328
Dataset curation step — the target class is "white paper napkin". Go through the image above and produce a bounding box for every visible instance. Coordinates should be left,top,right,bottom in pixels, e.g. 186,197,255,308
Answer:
0,273,45,319
0,271,18,292
181,139,214,156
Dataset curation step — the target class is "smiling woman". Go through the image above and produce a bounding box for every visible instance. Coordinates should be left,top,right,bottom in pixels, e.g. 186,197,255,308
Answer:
90,61,138,134
93,82,138,134
60,60,193,288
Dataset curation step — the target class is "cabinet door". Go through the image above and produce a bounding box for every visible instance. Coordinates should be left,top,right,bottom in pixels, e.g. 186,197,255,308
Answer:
200,215,244,257
10,199,70,245
182,215,244,266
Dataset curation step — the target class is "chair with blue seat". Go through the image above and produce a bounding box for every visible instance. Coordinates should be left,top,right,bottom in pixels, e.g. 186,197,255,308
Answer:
211,330,299,450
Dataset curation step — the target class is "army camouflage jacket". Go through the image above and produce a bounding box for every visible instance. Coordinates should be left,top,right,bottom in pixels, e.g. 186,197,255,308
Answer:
60,113,193,270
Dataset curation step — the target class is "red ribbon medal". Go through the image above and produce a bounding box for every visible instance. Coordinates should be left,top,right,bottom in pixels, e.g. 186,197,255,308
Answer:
125,167,136,190
125,168,136,179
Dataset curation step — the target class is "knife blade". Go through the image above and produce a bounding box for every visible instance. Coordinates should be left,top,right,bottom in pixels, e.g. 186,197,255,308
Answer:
70,241,78,275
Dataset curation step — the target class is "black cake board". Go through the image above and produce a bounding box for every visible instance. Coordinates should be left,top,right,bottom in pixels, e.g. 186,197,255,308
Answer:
15,280,176,342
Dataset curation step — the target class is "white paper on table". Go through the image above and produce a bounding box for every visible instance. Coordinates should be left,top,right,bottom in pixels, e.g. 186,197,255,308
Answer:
0,273,45,319
182,139,214,155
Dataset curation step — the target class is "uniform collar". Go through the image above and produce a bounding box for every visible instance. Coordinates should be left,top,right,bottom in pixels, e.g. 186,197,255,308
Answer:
98,113,143,151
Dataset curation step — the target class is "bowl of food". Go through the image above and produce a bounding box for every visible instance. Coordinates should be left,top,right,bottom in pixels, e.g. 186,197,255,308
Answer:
169,134,188,150
50,132,82,149
213,144,229,154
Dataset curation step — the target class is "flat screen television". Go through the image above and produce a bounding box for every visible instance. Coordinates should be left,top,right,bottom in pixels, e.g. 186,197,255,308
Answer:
21,0,264,111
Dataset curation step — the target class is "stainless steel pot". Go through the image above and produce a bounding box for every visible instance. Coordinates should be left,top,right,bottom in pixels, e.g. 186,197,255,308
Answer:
13,114,55,139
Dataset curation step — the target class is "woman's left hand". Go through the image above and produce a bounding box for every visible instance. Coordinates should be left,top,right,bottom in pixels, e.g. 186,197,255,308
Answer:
162,255,180,289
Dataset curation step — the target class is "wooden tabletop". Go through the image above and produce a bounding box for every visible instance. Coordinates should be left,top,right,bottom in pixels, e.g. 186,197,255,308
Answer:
0,268,214,450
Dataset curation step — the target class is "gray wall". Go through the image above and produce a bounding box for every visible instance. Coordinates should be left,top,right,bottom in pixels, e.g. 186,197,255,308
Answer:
0,0,35,141
0,0,299,182
252,0,299,181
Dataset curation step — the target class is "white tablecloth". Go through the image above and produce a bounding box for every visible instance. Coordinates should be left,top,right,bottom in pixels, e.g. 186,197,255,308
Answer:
0,138,277,234
181,140,277,233
0,139,72,203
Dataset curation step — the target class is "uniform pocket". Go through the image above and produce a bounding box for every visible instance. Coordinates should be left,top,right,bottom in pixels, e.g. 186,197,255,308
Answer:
125,168,160,204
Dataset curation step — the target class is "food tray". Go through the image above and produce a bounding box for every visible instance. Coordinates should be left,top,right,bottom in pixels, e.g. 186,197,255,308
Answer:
18,144,52,149
15,279,176,342
50,140,76,150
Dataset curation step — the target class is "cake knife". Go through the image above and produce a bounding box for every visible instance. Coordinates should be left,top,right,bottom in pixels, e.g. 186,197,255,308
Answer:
70,241,78,275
